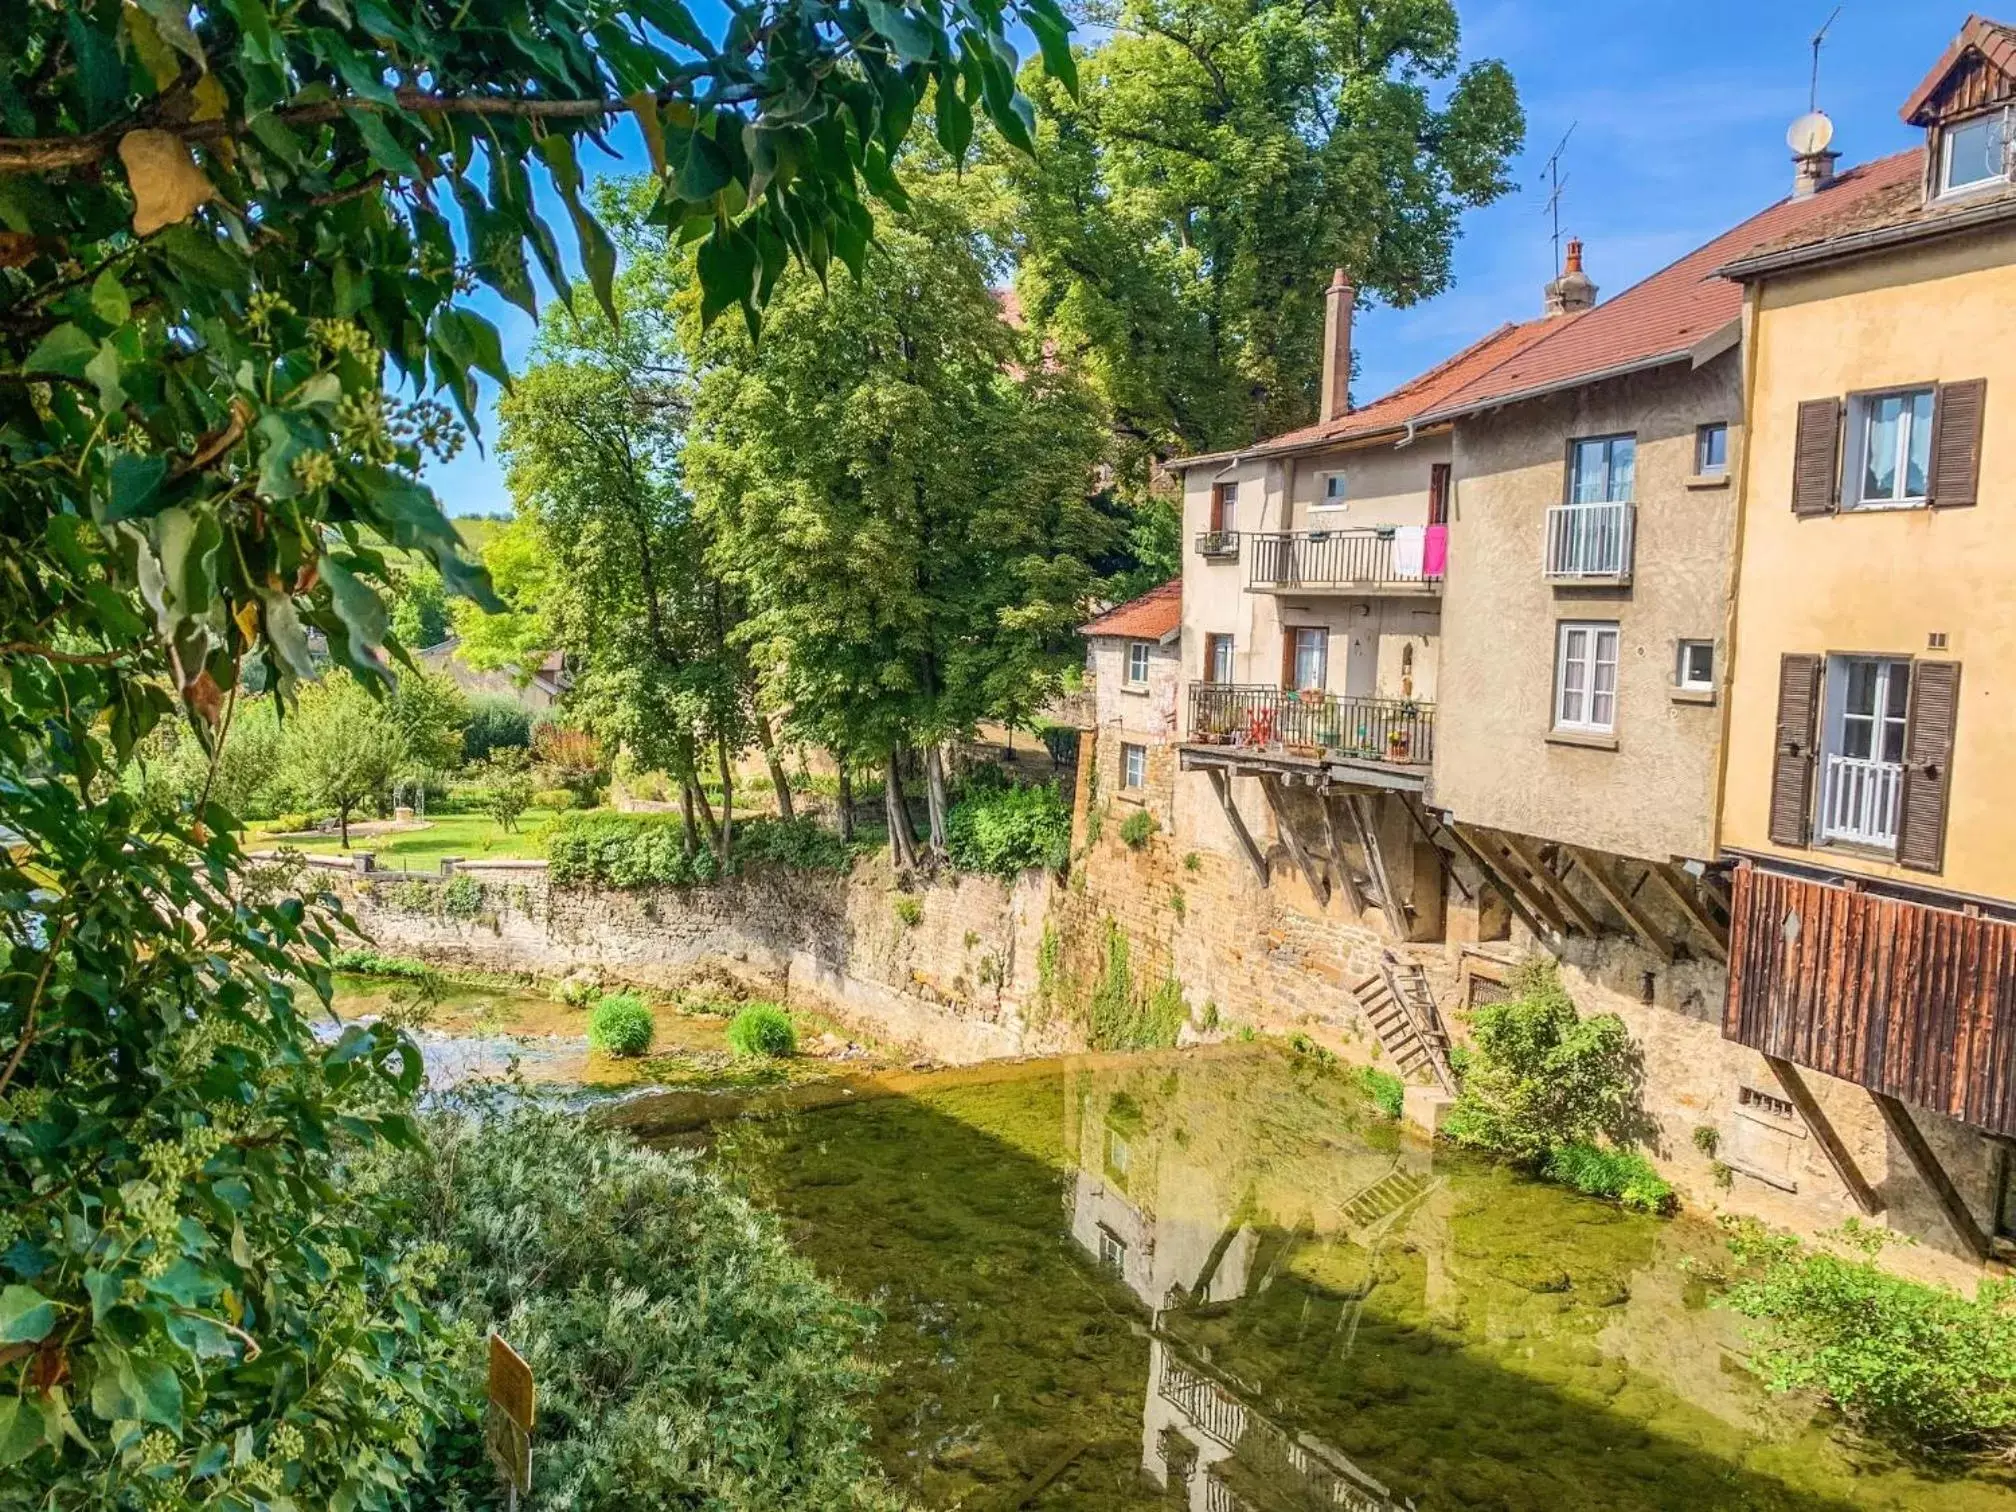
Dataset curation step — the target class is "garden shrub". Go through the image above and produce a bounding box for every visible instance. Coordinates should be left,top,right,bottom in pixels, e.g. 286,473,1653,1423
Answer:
1357,1066,1406,1120
546,813,851,888
1542,1141,1675,1213
1118,807,1159,848
463,693,533,763
1442,957,1641,1163
944,781,1071,877
534,786,577,812
727,1003,799,1058
1722,1219,2016,1454
588,993,655,1056
375,1100,900,1510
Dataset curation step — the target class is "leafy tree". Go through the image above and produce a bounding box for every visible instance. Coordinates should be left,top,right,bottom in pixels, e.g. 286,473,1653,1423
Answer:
448,514,559,679
996,0,1525,461
483,765,537,834
0,0,1070,1502
131,695,288,823
462,694,534,764
688,190,1112,867
386,558,451,650
281,676,408,846
386,670,469,777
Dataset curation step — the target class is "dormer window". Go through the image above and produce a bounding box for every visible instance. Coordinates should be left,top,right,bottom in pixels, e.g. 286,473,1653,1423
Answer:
1939,108,2010,196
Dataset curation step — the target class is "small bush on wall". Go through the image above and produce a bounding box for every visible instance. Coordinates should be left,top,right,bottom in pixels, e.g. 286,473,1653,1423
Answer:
1117,808,1158,849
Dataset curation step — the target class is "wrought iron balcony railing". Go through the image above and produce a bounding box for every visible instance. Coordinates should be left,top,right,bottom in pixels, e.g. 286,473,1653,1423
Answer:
1248,528,1444,592
1187,683,1434,766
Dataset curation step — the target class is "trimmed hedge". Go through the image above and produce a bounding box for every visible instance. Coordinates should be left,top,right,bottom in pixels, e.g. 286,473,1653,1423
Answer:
546,813,853,889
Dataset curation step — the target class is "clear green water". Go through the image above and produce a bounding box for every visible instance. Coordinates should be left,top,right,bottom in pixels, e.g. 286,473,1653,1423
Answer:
614,1044,2016,1512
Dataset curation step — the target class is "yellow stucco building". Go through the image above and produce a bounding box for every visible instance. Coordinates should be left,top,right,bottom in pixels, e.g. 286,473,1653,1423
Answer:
1717,16,2016,1257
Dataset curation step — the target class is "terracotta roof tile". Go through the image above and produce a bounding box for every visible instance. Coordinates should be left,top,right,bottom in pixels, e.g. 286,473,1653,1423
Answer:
1080,578,1181,640
1416,151,1922,419
1901,14,2016,123
1724,150,2016,275
1253,316,1561,454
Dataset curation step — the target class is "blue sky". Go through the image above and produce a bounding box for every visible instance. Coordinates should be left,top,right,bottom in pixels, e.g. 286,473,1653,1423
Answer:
426,1,1973,516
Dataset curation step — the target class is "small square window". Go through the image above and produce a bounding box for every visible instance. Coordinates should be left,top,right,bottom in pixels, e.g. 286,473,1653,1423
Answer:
1125,641,1151,687
1315,472,1348,509
1121,743,1148,790
1941,109,2010,196
1097,1224,1127,1273
1695,423,1729,475
1677,640,1715,691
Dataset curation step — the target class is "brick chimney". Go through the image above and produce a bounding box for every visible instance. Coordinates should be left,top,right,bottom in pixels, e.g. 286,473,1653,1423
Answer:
1792,146,1840,197
1319,269,1354,424
1543,238,1598,316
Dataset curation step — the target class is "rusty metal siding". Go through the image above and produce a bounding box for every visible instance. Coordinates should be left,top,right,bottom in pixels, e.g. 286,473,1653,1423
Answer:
1725,864,2016,1137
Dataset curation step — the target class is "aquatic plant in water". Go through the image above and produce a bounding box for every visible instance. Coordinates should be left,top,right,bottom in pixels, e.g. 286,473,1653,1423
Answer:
727,1003,798,1059
1542,1141,1674,1214
588,993,655,1057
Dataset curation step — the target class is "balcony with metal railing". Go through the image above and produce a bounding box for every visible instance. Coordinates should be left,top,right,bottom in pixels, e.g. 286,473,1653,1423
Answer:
1185,683,1434,771
1247,527,1444,595
1544,500,1634,582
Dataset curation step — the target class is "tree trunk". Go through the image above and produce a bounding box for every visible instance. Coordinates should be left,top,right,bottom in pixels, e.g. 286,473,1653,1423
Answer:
836,761,855,844
338,803,351,850
679,781,699,857
691,775,723,857
885,747,919,873
756,714,795,822
715,732,736,862
923,744,951,861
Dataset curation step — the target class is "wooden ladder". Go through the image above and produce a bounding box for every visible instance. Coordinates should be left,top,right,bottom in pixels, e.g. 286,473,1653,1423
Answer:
1351,954,1457,1096
1341,1166,1432,1230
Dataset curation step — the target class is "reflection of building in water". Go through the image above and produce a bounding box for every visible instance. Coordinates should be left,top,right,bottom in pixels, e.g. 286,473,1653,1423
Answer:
1063,1060,1426,1511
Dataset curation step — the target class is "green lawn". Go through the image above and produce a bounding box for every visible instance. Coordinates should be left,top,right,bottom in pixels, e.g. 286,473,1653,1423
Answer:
247,809,565,870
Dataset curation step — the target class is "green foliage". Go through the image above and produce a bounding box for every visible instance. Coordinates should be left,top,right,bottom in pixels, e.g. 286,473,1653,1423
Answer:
1722,1220,2016,1453
130,696,289,824
1542,1143,1676,1214
1183,851,1202,873
1692,1125,1722,1158
1084,921,1187,1050
1443,958,1641,1163
1357,1066,1406,1120
387,558,450,650
945,782,1072,877
381,1101,899,1509
1084,803,1106,846
1118,807,1159,848
1035,923,1064,1027
587,994,655,1058
332,948,439,983
485,769,537,834
440,873,485,919
280,674,408,847
554,973,604,1010
727,1004,799,1059
386,670,469,775
545,814,850,889
893,894,926,928
462,695,533,765
532,786,577,813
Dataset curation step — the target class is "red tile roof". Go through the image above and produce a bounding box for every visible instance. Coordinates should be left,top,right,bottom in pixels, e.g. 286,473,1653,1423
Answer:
1081,578,1181,640
1413,151,1922,421
1901,14,2016,124
1251,316,1561,454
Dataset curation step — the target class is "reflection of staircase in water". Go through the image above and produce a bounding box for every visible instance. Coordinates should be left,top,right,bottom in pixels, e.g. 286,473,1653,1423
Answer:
1158,1349,1414,1512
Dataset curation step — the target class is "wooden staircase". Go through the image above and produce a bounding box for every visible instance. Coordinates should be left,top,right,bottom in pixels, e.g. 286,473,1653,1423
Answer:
1351,954,1457,1096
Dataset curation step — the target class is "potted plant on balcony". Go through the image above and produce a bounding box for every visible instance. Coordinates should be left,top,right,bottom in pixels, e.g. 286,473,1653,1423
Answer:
1386,729,1411,761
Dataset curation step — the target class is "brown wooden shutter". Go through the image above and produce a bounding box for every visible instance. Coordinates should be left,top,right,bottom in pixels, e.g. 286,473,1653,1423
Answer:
1929,379,1986,509
1428,462,1451,525
1769,654,1823,847
1898,660,1960,873
1791,399,1842,517
1209,483,1226,533
1281,629,1295,690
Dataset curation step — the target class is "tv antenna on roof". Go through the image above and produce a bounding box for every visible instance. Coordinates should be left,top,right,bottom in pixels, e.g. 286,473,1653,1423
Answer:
1809,5,1843,113
1539,123,1576,276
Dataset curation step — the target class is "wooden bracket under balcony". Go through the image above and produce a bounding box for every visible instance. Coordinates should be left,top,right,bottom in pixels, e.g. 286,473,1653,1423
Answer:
1205,766,1269,887
1259,774,1329,907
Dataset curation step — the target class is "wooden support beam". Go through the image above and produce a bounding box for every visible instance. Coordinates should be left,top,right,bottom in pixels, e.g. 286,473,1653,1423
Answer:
1466,828,1568,936
1647,863,1730,962
1400,796,1471,902
1348,794,1410,941
1565,846,1677,962
1502,834,1601,937
1316,794,1369,916
1259,774,1329,907
1439,822,1554,943
1763,1056,1883,1217
1871,1093,1991,1263
1206,767,1269,887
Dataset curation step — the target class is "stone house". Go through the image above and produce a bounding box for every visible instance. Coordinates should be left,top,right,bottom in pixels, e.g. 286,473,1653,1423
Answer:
1080,580,1183,829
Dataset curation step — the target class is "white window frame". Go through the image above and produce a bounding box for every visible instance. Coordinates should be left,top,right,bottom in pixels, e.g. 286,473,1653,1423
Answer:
1676,640,1715,692
1313,471,1349,511
1939,106,2012,198
1845,387,1936,510
1124,640,1152,688
1120,742,1148,790
1554,621,1620,734
1289,627,1327,692
1817,655,1911,850
1695,422,1729,476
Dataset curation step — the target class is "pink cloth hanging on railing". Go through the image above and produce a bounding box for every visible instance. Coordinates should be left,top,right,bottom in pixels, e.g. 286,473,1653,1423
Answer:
1423,523,1449,579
